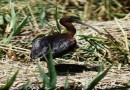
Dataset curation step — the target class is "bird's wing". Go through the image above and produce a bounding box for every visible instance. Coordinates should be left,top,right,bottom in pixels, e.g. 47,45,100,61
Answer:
52,37,76,56
30,38,49,59
30,35,76,59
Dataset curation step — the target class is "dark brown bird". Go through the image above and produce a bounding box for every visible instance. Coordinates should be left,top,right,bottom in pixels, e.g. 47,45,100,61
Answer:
30,16,84,60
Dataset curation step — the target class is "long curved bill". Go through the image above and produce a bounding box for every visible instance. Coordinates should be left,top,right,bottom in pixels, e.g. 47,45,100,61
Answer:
75,19,101,34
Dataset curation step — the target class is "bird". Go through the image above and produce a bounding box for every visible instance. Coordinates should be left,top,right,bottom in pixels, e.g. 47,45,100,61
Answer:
30,16,84,60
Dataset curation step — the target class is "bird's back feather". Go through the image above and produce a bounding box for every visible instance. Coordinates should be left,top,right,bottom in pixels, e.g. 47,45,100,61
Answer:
30,33,76,60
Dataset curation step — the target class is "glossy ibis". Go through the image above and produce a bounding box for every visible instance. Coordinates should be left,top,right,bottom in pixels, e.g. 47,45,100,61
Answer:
30,16,84,60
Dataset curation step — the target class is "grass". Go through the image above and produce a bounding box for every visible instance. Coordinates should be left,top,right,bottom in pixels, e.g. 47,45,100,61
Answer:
36,46,57,90
0,70,19,90
0,0,130,90
84,64,113,90
2,1,29,44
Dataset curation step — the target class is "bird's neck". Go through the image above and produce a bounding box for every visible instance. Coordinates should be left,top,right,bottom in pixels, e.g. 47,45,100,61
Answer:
62,22,76,37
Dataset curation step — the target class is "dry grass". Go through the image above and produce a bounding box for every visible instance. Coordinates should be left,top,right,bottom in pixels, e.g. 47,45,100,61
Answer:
0,0,130,89
0,18,130,89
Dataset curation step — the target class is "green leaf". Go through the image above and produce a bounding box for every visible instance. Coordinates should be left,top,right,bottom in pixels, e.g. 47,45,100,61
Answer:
54,6,61,33
36,62,50,88
20,81,31,90
98,63,104,73
10,1,17,32
84,64,113,90
2,1,29,44
47,45,57,89
0,15,4,25
2,1,16,44
0,70,19,90
13,14,30,35
40,7,46,28
64,75,69,90
3,32,14,44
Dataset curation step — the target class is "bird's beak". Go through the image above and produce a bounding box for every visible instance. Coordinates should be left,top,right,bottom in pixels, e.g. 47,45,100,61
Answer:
75,19,101,34
74,19,86,26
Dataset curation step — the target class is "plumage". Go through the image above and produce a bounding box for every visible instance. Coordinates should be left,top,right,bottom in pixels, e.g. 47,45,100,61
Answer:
30,16,83,60
30,33,76,59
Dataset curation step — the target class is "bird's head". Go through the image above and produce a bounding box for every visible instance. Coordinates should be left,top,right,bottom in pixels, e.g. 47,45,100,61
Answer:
60,16,84,25
67,16,81,23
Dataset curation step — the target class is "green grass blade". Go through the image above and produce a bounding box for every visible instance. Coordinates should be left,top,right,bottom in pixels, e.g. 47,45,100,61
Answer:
84,64,113,90
36,62,50,88
13,14,30,35
40,7,46,28
64,75,69,90
10,1,17,32
47,45,57,89
0,70,19,90
0,15,4,25
3,1,16,44
20,81,31,90
3,32,13,44
3,1,29,44
54,5,61,33
98,63,104,73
